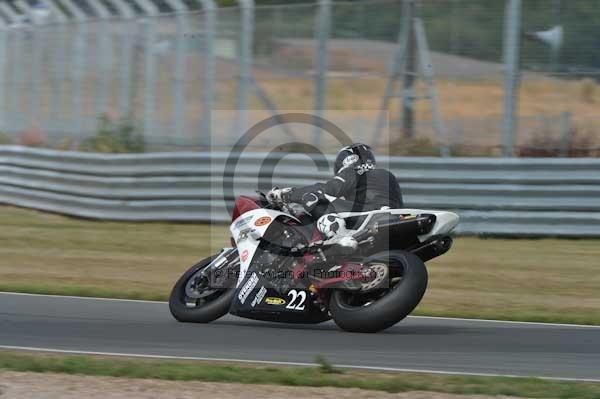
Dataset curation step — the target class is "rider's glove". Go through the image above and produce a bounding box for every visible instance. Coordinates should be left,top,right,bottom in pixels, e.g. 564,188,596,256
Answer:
300,190,325,212
266,187,292,207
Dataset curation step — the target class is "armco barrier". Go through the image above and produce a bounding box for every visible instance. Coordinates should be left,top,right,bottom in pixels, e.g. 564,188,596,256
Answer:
1,146,600,237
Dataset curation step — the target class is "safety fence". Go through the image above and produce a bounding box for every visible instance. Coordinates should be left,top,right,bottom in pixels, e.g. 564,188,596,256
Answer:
0,0,599,156
1,145,599,237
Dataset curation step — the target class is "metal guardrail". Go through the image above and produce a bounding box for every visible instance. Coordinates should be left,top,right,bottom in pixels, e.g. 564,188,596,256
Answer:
1,146,600,237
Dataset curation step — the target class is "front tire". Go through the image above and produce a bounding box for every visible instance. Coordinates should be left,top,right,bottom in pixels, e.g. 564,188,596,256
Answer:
169,255,236,323
329,251,428,333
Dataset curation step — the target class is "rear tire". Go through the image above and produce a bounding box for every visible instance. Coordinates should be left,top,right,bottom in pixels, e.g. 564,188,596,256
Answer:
169,255,236,323
329,251,428,333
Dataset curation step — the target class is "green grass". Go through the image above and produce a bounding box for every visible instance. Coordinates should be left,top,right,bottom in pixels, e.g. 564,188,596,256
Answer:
1,205,600,325
1,351,600,398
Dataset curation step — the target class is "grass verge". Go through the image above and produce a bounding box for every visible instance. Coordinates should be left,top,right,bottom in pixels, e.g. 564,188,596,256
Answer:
1,205,600,325
1,351,600,399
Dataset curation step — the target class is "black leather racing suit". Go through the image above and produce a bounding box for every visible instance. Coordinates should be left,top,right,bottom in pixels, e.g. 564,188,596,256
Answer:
287,167,404,220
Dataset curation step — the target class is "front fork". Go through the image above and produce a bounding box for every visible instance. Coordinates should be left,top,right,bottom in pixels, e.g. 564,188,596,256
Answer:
201,248,240,288
207,247,239,271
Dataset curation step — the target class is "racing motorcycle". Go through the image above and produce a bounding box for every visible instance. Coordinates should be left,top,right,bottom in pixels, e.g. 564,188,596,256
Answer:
169,192,459,333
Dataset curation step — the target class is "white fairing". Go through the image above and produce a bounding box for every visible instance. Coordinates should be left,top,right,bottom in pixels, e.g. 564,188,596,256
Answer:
230,207,458,287
336,208,459,241
418,210,460,239
230,209,299,287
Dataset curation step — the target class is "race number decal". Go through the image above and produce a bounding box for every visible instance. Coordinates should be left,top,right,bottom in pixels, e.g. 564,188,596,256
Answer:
285,290,306,311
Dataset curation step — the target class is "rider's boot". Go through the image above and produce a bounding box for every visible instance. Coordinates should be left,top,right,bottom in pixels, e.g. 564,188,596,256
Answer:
316,214,358,255
322,235,357,253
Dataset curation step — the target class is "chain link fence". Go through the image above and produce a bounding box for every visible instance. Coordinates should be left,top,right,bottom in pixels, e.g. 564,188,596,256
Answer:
518,0,600,157
0,0,598,156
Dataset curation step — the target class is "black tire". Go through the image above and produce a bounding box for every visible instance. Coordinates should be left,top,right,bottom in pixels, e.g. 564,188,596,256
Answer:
329,251,428,333
169,255,236,323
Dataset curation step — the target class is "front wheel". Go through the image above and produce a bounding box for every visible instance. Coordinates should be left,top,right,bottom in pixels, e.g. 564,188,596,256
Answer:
329,251,428,333
169,254,237,323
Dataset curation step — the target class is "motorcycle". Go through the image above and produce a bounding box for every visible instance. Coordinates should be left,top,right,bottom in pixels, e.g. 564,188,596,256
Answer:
169,192,459,333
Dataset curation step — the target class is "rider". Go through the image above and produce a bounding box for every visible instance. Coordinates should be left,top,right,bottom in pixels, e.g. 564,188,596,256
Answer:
267,143,403,248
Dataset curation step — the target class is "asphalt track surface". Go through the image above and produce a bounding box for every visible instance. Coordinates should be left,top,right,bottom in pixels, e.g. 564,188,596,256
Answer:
1,292,599,381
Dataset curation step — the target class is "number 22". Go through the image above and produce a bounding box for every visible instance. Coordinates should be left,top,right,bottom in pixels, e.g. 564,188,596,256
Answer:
286,290,306,310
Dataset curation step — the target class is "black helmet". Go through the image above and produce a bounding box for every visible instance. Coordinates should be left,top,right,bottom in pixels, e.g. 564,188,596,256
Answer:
334,143,376,174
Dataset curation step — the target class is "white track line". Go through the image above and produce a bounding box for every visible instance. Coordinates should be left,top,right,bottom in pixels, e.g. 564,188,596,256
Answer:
2,291,600,329
408,315,600,329
0,345,598,383
0,291,165,304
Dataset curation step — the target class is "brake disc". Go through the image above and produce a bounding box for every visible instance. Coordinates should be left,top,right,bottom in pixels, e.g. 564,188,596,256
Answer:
359,263,389,292
185,270,217,299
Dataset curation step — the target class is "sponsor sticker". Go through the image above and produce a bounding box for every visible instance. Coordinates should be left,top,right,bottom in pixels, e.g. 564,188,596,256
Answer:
251,286,267,307
343,154,359,167
238,272,259,304
264,297,286,306
254,216,272,227
234,215,253,229
241,249,249,262
356,162,374,175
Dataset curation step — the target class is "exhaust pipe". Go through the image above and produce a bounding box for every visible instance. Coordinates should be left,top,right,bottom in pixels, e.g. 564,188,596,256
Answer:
410,236,453,262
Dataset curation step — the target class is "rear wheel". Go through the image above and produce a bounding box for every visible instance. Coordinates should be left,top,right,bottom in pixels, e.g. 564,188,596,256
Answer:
328,251,427,333
169,255,237,323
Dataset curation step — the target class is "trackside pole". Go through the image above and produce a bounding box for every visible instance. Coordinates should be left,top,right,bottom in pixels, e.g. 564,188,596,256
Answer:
0,3,22,133
47,0,69,135
87,0,112,118
313,0,331,147
200,0,217,147
236,0,254,138
0,22,6,133
373,0,447,154
502,0,522,157
136,0,160,143
16,0,42,131
373,0,411,147
164,0,190,144
414,18,449,157
111,0,136,119
61,0,88,137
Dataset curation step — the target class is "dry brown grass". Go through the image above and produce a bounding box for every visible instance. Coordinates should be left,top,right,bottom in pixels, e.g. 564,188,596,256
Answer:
250,77,600,121
421,237,600,324
1,205,599,324
230,75,600,151
0,206,228,300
